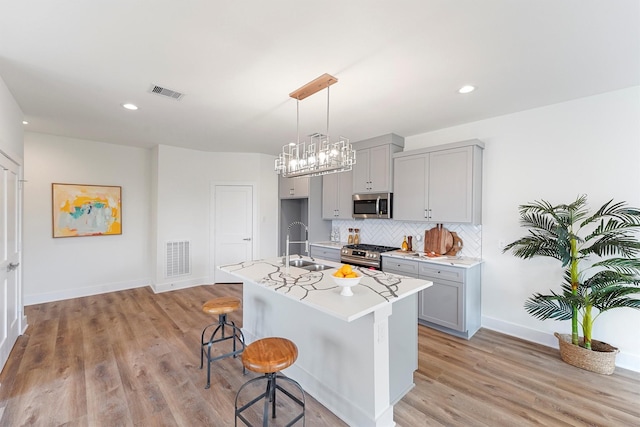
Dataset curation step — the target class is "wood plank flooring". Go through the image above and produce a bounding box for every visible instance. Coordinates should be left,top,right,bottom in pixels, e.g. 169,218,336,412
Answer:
1,284,638,426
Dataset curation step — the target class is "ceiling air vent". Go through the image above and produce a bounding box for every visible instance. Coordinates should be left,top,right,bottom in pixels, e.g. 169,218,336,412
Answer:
149,84,184,100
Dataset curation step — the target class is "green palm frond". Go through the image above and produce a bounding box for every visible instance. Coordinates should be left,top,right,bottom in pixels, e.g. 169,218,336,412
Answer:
519,212,559,234
589,286,640,312
503,233,561,260
581,270,638,294
591,258,640,276
583,234,640,258
524,292,574,321
582,200,640,227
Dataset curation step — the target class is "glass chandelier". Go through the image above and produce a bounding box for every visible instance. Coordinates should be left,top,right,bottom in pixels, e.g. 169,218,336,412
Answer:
275,74,356,178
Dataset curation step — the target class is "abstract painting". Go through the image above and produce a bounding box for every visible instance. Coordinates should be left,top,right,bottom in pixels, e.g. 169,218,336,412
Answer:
52,183,122,238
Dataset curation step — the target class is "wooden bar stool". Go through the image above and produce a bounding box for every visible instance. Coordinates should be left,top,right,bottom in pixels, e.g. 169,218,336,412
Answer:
235,337,305,427
200,296,246,389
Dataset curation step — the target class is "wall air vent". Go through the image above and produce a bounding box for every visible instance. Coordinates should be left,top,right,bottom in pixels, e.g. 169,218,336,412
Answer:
149,84,184,100
166,240,191,277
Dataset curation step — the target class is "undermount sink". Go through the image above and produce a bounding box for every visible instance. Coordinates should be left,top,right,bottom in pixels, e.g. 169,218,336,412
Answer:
287,258,315,267
285,258,331,271
301,263,331,271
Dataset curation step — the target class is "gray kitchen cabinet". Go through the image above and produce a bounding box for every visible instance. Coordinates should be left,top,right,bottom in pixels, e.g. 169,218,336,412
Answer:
393,154,428,221
381,255,482,339
309,244,341,262
322,170,353,219
279,175,310,199
417,263,481,339
352,133,404,194
381,256,419,278
393,140,484,224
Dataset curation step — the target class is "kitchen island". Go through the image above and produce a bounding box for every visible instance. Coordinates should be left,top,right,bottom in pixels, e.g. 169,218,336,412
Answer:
218,256,432,427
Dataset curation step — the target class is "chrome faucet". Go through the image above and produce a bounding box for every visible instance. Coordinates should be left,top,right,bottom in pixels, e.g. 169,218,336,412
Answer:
286,221,309,268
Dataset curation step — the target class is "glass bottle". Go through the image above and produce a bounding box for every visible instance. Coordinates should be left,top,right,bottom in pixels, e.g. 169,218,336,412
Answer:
354,228,360,245
401,235,409,251
347,228,354,245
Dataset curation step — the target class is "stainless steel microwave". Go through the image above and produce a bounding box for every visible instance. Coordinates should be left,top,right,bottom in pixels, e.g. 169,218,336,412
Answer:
352,193,392,219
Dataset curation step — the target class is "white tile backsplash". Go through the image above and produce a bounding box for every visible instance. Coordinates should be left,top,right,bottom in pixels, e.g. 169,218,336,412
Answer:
331,219,482,258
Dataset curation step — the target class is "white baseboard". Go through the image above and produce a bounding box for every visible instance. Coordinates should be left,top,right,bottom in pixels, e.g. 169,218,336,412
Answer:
150,276,209,293
24,278,151,305
482,315,640,373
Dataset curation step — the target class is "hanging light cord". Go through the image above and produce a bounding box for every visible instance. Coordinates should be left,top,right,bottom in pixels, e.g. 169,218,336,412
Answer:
326,86,330,138
296,99,300,144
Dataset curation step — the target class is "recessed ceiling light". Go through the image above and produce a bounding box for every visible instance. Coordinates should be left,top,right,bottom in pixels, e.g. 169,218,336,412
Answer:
458,85,475,94
122,103,139,110
22,120,29,125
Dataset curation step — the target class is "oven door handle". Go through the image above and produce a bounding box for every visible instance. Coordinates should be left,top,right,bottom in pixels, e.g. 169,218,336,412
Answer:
340,255,380,269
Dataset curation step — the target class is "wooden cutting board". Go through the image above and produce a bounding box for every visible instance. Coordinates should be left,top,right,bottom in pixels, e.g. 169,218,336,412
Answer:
424,224,454,255
447,231,464,256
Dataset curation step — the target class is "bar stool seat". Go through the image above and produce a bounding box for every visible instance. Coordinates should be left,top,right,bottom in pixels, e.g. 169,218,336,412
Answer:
200,296,245,389
235,337,305,426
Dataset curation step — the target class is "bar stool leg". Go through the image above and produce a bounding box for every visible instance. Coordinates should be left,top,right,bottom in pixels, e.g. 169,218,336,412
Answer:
235,373,306,426
200,313,245,389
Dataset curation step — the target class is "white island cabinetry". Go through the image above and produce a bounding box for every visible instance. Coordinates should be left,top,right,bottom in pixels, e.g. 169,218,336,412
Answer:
219,257,431,427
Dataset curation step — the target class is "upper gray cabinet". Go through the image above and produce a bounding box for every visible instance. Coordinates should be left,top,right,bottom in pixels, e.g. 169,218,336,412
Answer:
393,140,484,224
279,175,310,199
322,170,353,219
352,133,404,194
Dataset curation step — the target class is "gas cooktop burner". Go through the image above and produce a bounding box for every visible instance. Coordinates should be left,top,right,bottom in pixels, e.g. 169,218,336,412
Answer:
343,244,399,252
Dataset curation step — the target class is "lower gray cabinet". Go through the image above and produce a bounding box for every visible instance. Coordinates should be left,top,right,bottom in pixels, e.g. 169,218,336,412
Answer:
309,245,341,263
418,263,481,339
382,256,482,339
381,257,419,278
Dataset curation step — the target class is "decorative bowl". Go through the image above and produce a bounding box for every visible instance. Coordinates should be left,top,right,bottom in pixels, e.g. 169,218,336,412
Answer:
331,275,362,296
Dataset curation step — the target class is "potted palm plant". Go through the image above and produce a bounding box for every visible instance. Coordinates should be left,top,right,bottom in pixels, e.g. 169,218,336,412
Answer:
503,195,640,374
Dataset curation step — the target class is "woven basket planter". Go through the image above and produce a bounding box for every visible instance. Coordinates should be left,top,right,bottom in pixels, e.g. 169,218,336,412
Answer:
554,333,619,375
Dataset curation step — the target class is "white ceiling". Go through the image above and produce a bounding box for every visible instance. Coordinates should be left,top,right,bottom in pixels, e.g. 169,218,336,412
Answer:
1,1,638,155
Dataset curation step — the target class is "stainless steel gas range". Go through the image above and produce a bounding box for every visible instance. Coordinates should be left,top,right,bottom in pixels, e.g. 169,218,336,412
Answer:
340,244,399,270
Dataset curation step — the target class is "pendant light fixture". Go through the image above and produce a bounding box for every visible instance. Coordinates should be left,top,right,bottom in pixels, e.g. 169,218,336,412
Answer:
275,73,355,178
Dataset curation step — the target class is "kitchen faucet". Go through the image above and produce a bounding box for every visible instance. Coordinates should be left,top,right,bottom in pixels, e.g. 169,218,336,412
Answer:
285,221,308,268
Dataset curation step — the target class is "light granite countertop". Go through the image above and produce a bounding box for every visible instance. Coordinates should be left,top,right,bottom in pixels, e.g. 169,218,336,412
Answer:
382,250,483,268
218,256,431,322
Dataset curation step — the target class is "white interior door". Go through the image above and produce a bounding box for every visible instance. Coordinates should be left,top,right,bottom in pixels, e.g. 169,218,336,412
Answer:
0,153,22,372
213,185,253,283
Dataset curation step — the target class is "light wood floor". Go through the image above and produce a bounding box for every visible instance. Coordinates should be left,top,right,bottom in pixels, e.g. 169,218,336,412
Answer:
1,284,638,426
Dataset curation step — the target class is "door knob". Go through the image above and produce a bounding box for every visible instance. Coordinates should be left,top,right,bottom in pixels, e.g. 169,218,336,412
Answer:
7,262,19,272
242,238,252,241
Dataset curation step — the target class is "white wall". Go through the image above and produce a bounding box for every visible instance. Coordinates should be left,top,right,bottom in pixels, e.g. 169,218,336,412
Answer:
23,133,152,303
152,145,278,291
405,86,640,371
0,75,23,160
23,138,280,301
